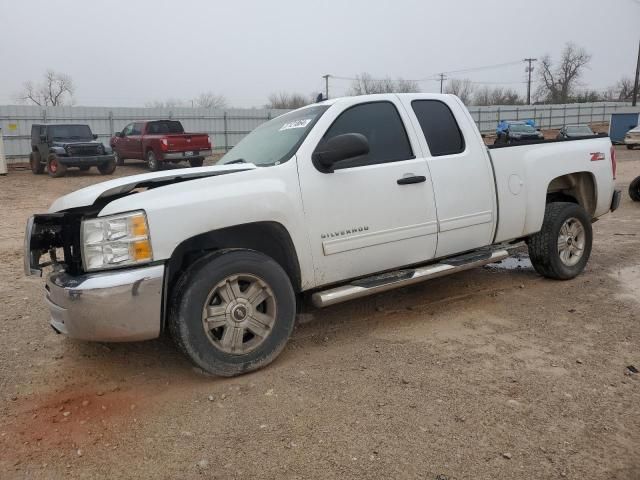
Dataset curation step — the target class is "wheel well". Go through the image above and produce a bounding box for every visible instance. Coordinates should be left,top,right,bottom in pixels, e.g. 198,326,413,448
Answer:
546,172,596,215
166,221,302,296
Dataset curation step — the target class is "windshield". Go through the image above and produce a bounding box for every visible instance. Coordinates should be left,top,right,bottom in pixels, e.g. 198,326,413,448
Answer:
566,126,593,136
147,120,184,134
220,105,329,166
49,124,93,140
509,123,537,134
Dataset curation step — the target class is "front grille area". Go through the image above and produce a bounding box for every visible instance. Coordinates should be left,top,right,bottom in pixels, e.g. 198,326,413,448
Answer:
68,145,100,156
28,213,84,274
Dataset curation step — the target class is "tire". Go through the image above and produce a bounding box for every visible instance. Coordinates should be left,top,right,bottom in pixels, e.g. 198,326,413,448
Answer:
29,152,44,174
98,159,116,175
629,176,640,202
79,166,91,172
627,145,634,150
114,151,124,166
147,150,161,171
169,250,296,377
189,158,204,168
47,154,67,178
527,202,592,280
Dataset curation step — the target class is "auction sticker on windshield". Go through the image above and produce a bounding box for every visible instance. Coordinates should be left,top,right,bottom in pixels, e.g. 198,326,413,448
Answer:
279,119,312,131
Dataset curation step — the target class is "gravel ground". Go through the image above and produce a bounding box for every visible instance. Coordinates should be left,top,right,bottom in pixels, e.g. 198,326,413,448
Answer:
1,149,639,480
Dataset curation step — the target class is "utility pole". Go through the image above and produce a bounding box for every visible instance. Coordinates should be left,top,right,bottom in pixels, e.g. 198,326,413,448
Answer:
322,74,330,100
438,73,447,94
524,58,537,105
632,40,640,107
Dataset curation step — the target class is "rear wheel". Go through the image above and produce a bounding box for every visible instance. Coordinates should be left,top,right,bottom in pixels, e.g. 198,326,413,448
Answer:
629,176,640,202
527,202,592,280
147,150,160,171
29,152,44,174
169,250,296,377
627,145,635,150
114,151,124,166
189,158,204,168
47,154,67,178
98,159,116,175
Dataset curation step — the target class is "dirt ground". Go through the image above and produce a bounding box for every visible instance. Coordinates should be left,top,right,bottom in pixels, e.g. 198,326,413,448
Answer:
1,149,639,480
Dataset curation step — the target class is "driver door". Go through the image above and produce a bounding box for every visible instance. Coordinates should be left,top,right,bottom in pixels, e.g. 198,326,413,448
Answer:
296,97,438,287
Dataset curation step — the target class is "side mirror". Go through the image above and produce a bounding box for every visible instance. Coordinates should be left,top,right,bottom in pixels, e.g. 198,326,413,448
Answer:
92,134,98,140
39,134,47,141
114,132,122,138
312,133,369,173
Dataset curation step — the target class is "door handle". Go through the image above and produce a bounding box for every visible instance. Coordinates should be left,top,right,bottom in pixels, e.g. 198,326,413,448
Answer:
397,175,426,185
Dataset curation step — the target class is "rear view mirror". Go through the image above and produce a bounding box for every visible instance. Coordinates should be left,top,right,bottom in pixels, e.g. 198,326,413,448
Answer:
312,133,369,173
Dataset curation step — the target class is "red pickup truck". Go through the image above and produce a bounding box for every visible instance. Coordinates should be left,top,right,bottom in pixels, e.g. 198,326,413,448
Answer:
110,120,212,171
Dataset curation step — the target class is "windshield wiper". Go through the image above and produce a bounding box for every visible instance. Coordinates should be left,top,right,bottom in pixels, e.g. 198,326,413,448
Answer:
224,158,246,164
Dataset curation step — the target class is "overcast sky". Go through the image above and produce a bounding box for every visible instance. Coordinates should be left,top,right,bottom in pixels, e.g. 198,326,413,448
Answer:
0,0,638,108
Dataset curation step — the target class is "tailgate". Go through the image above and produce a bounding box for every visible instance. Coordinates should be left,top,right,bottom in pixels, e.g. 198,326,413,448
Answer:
165,134,210,151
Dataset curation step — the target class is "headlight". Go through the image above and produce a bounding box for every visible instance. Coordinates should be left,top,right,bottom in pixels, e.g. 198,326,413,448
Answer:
81,211,153,271
97,144,105,155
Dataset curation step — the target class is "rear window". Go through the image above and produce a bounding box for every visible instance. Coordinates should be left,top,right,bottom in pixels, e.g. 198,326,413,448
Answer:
147,121,184,134
411,100,465,156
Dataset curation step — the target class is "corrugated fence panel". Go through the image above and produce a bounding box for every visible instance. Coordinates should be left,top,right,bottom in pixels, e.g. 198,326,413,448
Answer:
1,103,638,162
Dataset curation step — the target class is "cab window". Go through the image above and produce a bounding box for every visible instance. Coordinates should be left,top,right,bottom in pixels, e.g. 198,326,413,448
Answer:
316,101,414,170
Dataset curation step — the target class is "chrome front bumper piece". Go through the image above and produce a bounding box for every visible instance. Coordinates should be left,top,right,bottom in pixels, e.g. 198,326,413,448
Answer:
45,265,164,342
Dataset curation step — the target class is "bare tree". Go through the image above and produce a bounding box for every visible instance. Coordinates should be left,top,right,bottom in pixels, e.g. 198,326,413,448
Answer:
193,92,227,109
395,78,420,93
473,86,522,105
348,73,420,95
266,92,310,109
16,70,75,106
536,43,591,103
444,78,475,105
604,77,635,101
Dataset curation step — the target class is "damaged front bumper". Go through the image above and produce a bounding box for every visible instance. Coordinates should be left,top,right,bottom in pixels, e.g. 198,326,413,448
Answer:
25,214,164,342
45,265,164,342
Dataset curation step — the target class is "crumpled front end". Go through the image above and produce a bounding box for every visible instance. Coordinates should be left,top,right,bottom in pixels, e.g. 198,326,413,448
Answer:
25,213,164,342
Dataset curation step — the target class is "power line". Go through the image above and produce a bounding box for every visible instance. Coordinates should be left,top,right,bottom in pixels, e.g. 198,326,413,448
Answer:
327,59,526,84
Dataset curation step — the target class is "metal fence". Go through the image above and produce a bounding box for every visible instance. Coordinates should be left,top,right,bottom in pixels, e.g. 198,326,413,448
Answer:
468,102,640,133
1,102,639,163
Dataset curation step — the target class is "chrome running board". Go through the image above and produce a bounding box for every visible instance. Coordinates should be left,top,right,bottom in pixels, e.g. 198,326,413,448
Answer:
311,249,510,308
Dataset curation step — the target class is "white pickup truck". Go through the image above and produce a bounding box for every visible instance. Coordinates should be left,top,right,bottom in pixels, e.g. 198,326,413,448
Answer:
25,93,621,376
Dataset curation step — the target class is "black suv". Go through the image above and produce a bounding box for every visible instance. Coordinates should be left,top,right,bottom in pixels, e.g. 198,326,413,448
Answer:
29,124,116,177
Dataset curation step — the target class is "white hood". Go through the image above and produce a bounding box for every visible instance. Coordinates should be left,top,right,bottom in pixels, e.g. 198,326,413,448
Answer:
48,164,256,213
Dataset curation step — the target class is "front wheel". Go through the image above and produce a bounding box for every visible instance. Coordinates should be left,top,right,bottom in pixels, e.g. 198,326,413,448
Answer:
629,176,640,202
147,150,161,171
98,159,116,175
30,152,44,174
169,250,296,377
527,202,592,280
47,154,67,178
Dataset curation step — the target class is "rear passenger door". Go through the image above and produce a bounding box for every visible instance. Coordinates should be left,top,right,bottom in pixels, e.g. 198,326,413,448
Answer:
400,95,496,257
297,97,438,287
